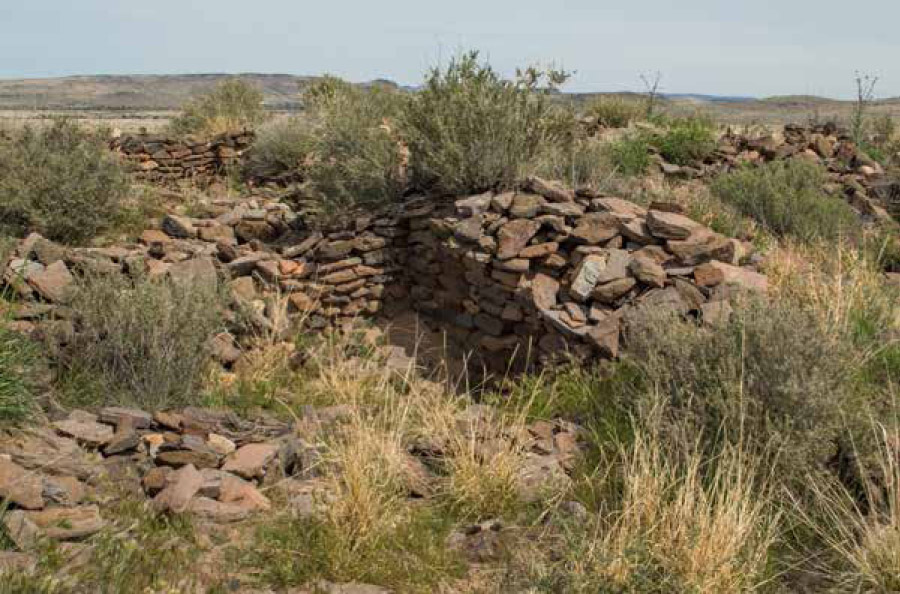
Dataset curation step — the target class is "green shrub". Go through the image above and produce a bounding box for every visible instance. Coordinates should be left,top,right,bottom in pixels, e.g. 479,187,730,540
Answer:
606,134,651,176
0,325,40,423
584,96,643,128
711,160,861,241
169,78,266,136
300,77,407,212
622,300,865,474
61,273,225,409
401,51,568,195
0,119,129,244
651,116,717,165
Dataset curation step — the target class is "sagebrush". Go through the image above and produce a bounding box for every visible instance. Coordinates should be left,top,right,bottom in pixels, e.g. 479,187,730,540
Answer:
0,119,129,244
401,51,569,195
62,273,225,409
711,159,861,241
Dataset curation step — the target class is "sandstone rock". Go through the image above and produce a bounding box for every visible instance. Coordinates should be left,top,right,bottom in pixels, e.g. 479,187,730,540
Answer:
455,192,493,216
541,202,584,217
591,277,637,303
153,464,203,514
595,249,632,284
198,225,236,245
22,505,105,541
53,414,114,448
103,426,140,456
518,242,558,259
162,215,196,238
99,407,153,429
186,496,251,523
570,255,606,301
453,215,484,243
207,433,237,457
527,176,575,202
584,317,620,357
42,475,86,507
629,254,666,287
221,443,279,479
509,194,546,218
218,474,271,511
169,257,218,292
496,219,541,260
0,457,44,509
667,231,734,266
694,260,768,293
491,191,516,212
156,436,220,469
646,210,704,240
593,197,647,218
571,212,620,244
27,260,74,303
531,273,560,310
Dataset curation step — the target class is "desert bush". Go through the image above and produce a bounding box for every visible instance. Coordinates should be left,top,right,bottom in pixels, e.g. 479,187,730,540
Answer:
300,77,407,212
711,159,861,242
650,116,717,165
624,299,865,474
584,96,643,128
169,78,266,136
401,51,569,195
606,134,652,176
0,119,129,244
241,115,316,180
62,273,225,409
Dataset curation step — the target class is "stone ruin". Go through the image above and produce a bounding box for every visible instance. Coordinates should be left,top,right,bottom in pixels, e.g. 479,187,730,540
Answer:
2,173,767,374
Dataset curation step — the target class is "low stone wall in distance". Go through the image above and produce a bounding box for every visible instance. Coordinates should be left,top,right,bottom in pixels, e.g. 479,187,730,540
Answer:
110,131,254,182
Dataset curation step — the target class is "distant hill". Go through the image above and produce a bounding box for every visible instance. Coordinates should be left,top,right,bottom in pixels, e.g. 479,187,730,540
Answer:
0,73,325,110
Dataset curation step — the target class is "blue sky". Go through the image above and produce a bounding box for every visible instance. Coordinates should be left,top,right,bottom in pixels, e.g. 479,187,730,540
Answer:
2,0,898,98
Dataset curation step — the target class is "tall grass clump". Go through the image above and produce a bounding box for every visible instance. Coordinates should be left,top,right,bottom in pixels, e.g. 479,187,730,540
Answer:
527,430,779,593
61,273,225,409
711,160,861,242
0,325,40,423
0,119,128,244
796,421,900,592
402,51,569,195
650,116,717,165
169,78,266,136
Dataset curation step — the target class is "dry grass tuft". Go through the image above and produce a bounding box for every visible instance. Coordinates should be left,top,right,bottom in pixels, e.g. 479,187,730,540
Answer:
799,423,900,592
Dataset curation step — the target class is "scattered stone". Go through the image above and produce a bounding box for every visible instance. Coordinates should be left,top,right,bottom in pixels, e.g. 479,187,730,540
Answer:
53,414,114,448
153,464,203,514
221,443,279,480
